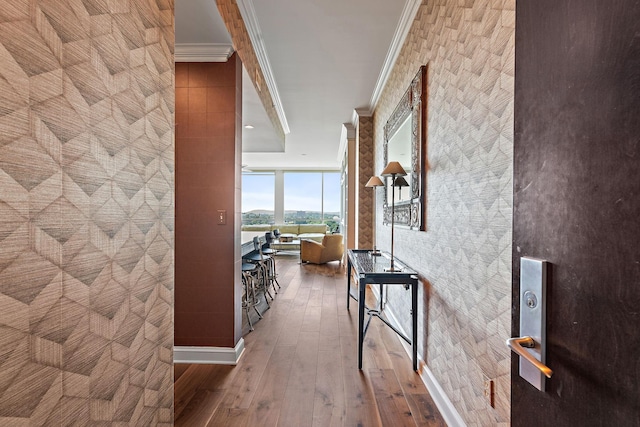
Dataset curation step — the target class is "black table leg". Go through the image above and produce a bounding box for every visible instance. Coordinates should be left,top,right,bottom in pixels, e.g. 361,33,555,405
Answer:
347,258,352,310
412,281,418,371
358,278,365,369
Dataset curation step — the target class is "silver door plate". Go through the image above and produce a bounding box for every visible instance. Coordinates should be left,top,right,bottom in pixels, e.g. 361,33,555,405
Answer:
520,257,548,391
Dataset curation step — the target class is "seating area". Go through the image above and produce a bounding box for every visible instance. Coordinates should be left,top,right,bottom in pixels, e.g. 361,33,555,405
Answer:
241,229,344,330
241,223,329,251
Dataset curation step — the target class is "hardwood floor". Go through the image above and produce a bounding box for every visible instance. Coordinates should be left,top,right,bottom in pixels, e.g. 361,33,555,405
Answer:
175,255,446,426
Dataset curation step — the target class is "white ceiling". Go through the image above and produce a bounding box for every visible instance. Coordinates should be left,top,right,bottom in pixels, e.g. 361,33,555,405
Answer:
175,0,231,45
175,0,285,154
176,0,414,171
241,66,286,153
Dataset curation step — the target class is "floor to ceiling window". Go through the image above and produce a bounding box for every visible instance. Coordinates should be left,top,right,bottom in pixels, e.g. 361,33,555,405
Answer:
283,172,321,223
241,171,341,232
284,172,341,232
322,172,341,232
241,172,275,225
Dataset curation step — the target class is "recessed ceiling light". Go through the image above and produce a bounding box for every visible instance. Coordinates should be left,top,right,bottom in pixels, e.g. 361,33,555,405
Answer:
244,125,254,129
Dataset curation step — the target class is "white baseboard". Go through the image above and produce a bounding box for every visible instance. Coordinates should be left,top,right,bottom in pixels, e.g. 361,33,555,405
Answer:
419,364,467,427
174,338,245,365
371,288,466,427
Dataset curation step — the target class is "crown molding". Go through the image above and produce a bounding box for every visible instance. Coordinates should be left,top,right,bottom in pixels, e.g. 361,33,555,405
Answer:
337,123,356,163
350,110,359,128
344,123,356,139
349,108,374,130
368,0,422,111
174,43,234,62
236,0,290,134
355,107,373,119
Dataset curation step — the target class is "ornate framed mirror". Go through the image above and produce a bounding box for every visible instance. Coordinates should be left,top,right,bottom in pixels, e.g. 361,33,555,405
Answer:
383,66,426,230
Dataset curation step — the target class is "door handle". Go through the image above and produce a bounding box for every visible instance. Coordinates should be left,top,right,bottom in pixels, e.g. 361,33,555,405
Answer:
506,336,553,378
515,257,550,391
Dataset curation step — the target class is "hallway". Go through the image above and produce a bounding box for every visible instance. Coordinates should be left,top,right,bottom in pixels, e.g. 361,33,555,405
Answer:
174,256,445,426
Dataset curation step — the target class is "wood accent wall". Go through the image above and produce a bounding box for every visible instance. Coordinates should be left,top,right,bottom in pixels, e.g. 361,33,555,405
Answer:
174,58,243,348
0,0,175,424
512,1,640,424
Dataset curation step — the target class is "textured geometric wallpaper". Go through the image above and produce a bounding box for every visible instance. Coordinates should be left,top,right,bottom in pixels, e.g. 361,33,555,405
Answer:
373,0,514,425
0,0,174,425
357,115,375,250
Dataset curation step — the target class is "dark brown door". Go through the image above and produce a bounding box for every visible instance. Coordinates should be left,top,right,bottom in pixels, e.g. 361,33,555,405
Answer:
512,1,640,425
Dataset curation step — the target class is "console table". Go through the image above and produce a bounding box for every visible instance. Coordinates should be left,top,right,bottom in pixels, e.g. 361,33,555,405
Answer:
346,249,419,371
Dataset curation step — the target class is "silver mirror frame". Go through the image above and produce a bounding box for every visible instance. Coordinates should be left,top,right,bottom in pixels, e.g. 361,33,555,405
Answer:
383,66,426,230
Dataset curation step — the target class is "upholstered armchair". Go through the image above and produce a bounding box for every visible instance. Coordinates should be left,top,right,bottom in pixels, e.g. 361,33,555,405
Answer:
300,234,344,265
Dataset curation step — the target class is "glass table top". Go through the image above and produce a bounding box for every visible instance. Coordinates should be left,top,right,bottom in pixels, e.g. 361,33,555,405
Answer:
348,249,416,276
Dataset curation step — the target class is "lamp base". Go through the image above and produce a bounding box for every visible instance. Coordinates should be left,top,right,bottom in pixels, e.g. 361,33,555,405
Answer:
384,266,403,272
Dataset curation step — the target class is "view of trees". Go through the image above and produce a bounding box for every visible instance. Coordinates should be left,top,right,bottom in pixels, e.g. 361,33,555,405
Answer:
242,171,342,233
241,210,274,225
242,210,341,233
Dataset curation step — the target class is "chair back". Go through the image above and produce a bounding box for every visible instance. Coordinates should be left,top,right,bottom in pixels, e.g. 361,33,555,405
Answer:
323,233,343,247
265,231,274,246
322,234,344,260
253,236,263,252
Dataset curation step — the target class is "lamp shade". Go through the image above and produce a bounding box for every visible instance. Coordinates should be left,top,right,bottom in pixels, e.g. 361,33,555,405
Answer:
381,161,407,177
393,176,409,188
365,176,384,187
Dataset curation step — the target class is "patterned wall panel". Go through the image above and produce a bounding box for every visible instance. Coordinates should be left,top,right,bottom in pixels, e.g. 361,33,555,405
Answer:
0,0,174,425
373,0,514,425
357,115,375,249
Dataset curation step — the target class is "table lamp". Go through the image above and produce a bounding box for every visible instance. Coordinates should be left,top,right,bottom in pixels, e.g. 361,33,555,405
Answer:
393,176,409,199
365,175,384,255
381,161,407,272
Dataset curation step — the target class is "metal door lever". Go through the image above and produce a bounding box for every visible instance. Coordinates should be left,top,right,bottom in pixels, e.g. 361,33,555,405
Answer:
506,336,553,378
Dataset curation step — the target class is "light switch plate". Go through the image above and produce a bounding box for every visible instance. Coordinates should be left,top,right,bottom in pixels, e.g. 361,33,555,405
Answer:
519,257,548,391
217,210,226,225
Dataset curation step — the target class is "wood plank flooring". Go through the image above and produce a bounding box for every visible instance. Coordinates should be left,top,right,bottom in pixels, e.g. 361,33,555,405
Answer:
175,255,446,426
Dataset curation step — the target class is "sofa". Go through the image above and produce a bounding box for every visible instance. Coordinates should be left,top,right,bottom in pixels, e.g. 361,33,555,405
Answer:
241,223,329,250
